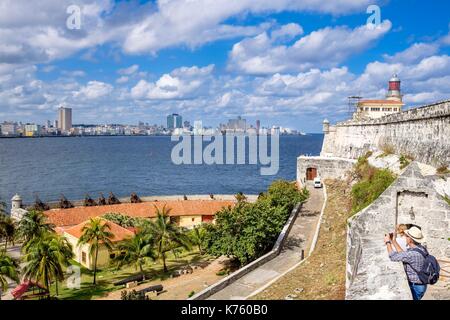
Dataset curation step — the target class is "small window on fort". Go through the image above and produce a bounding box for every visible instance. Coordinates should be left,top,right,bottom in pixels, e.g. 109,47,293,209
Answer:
110,253,116,259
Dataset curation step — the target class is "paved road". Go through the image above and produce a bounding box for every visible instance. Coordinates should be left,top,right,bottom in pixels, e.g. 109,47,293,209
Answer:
207,184,324,300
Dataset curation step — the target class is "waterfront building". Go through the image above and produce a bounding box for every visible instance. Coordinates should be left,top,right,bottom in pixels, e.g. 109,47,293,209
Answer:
58,106,73,132
167,113,183,129
354,75,404,120
1,122,18,136
24,124,41,137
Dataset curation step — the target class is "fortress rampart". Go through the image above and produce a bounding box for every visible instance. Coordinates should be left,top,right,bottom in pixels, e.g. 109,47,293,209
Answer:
321,100,450,166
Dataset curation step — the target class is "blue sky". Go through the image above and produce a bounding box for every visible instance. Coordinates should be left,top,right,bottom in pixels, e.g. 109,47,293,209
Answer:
1,0,450,132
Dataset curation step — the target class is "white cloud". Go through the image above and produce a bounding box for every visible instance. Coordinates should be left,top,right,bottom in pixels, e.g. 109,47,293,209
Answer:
116,76,129,84
122,0,375,54
271,23,304,41
118,64,139,75
228,21,392,74
383,43,439,64
131,64,214,100
75,81,113,99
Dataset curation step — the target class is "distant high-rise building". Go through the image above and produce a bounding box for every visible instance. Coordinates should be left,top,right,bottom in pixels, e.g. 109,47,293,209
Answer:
256,120,260,133
183,121,191,128
227,116,246,131
58,107,72,132
167,113,182,129
193,120,202,135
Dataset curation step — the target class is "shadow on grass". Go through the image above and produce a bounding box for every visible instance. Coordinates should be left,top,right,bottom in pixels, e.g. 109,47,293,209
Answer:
58,280,113,300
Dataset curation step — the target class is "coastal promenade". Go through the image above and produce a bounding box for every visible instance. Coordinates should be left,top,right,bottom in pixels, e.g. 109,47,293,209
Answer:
207,184,324,300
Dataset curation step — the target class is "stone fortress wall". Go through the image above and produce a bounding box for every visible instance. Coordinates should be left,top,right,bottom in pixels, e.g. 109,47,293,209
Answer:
346,163,450,300
321,100,450,166
297,99,450,300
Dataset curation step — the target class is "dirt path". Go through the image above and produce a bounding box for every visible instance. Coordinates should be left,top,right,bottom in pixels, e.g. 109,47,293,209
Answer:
97,257,230,300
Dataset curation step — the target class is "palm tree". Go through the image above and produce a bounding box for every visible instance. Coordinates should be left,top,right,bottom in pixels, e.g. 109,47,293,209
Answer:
49,235,73,296
190,225,206,255
0,253,19,300
77,218,114,285
22,233,71,296
145,206,191,273
113,232,154,281
16,210,55,247
0,214,16,251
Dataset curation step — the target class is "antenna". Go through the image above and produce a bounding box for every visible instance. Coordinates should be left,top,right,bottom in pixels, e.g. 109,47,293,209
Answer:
348,95,362,118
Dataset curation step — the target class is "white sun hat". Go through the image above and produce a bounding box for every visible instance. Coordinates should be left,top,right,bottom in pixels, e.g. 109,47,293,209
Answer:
404,226,425,244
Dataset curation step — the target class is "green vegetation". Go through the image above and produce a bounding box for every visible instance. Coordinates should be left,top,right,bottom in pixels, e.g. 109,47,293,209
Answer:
203,180,308,266
444,196,450,206
121,289,149,300
112,232,155,281
215,270,228,276
351,155,396,213
188,290,195,298
16,210,55,246
189,225,206,255
143,206,192,273
0,213,16,251
22,232,73,294
50,249,205,300
78,218,114,285
102,213,142,228
0,253,19,295
399,155,411,170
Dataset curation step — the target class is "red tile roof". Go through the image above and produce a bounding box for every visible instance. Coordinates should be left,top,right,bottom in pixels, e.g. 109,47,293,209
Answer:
45,200,235,228
64,218,134,242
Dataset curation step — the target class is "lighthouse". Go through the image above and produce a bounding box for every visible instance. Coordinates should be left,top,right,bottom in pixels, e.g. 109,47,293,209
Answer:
353,75,405,120
386,74,402,102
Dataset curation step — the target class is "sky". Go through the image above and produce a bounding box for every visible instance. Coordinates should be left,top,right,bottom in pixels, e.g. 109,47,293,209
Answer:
0,0,450,132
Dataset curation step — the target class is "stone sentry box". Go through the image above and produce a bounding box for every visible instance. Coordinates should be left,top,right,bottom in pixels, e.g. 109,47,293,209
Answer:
346,163,450,300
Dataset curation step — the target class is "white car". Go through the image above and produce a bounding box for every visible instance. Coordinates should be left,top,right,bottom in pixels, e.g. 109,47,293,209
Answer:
313,177,323,188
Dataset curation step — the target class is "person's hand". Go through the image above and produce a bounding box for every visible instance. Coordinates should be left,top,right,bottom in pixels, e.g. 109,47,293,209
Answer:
384,234,391,244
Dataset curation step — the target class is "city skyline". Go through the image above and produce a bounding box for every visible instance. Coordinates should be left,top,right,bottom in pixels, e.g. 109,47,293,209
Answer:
0,109,303,137
1,1,450,132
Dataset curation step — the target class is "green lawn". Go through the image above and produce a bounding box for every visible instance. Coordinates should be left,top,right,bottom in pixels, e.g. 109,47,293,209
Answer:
49,248,210,300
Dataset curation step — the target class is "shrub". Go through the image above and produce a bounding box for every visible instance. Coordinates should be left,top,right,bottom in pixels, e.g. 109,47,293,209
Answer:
188,291,195,298
203,180,308,266
399,155,410,170
121,290,149,300
103,213,141,228
351,168,396,214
